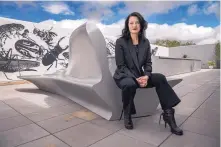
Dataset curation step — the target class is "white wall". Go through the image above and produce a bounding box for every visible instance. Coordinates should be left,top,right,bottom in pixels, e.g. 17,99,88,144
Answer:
169,44,217,68
150,44,169,57
108,56,201,77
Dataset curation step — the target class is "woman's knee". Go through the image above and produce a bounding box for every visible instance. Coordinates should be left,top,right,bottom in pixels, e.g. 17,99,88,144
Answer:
158,73,166,80
158,74,167,85
152,73,167,84
121,78,137,90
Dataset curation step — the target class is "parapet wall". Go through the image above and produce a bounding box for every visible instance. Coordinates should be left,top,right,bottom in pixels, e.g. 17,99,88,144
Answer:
108,56,201,77
169,44,216,68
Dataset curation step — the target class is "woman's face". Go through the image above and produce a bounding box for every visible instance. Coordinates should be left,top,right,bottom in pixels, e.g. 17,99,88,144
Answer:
128,16,141,35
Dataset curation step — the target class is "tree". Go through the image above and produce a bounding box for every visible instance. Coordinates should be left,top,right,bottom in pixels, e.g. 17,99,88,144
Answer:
183,41,196,46
154,39,195,47
215,42,220,60
215,42,220,69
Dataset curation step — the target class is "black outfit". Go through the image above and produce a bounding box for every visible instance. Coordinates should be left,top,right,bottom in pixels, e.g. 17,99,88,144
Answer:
113,37,180,112
113,37,183,135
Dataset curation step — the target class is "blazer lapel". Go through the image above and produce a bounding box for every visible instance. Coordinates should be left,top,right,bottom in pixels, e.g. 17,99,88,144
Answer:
127,39,141,74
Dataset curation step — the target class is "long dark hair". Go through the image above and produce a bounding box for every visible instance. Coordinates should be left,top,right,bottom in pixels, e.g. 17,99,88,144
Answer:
121,12,148,41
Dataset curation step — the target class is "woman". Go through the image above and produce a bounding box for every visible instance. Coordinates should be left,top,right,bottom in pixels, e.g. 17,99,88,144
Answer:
113,12,183,136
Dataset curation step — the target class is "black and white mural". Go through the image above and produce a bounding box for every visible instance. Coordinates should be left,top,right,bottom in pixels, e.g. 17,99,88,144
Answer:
105,37,115,56
0,21,116,80
0,19,163,81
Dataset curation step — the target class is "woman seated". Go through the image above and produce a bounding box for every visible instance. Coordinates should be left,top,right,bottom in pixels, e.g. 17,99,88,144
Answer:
113,12,183,136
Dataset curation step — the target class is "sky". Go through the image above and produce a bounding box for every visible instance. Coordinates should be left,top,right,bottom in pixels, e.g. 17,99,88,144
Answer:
0,1,220,44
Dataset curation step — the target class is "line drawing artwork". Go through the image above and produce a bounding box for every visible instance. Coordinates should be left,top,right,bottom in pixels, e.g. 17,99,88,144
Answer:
0,23,69,80
0,23,117,80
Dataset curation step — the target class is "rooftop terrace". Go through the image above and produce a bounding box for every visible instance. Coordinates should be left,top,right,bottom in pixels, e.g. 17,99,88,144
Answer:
0,69,220,147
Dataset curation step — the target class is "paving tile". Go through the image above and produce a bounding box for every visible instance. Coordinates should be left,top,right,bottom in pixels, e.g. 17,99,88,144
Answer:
192,91,220,122
3,95,65,108
174,105,196,116
191,105,220,122
174,84,201,97
25,103,83,122
2,89,74,112
182,117,220,139
191,85,216,100
177,92,207,108
54,122,113,147
209,90,220,101
0,124,49,147
90,117,124,132
140,110,188,125
160,131,219,147
0,101,12,111
90,117,141,132
0,85,39,101
71,109,100,121
3,95,76,115
0,91,26,101
37,113,85,133
215,88,220,92
0,69,219,147
46,95,76,106
118,113,187,146
200,96,220,112
9,104,47,115
17,135,70,147
0,108,20,120
19,89,77,107
174,88,216,116
2,97,54,114
0,101,20,119
0,115,32,132
89,133,156,147
194,85,219,96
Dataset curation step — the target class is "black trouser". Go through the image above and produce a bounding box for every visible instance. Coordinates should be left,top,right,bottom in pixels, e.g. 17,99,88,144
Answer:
117,73,181,111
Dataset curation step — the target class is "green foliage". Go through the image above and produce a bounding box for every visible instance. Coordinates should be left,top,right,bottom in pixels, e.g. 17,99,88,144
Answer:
208,61,215,66
184,41,196,46
154,39,196,47
215,42,220,60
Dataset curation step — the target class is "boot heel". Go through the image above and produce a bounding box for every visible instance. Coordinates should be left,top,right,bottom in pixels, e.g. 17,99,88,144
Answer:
159,113,163,125
123,105,133,130
163,108,183,136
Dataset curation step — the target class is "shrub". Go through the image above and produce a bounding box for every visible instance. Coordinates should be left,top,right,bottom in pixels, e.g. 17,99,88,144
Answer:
208,61,215,66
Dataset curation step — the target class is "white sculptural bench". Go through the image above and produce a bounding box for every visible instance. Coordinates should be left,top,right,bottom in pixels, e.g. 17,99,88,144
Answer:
18,22,182,120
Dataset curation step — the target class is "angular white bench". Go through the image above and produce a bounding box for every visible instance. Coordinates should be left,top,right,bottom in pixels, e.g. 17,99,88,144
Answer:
18,22,182,120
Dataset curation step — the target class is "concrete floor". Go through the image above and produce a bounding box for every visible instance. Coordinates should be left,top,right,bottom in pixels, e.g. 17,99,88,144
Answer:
0,69,220,147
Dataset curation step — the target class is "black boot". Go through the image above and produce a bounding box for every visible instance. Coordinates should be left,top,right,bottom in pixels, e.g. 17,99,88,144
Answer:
124,105,133,130
159,108,183,135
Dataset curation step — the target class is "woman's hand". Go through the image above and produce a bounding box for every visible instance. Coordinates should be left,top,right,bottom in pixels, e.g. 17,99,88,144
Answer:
136,75,149,87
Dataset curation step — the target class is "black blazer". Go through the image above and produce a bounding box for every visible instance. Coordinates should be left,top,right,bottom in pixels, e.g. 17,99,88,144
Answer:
113,36,152,85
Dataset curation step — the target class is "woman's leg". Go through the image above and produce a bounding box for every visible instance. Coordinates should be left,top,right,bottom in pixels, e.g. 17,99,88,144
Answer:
148,73,180,109
148,73,183,135
116,77,138,130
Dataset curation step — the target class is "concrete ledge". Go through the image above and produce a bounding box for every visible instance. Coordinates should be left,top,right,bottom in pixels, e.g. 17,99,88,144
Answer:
108,56,201,77
158,56,201,61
